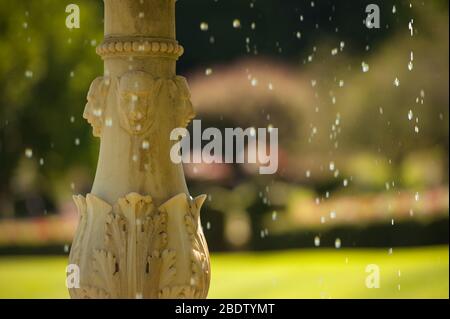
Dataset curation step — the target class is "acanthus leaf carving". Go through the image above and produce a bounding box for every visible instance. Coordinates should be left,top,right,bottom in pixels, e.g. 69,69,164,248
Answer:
92,249,121,299
187,194,210,298
68,192,210,299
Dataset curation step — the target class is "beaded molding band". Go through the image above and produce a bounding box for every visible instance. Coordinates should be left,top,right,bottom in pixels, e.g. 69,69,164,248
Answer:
96,38,184,59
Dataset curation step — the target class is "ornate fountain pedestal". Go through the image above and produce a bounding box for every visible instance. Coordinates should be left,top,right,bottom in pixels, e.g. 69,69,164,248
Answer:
68,0,210,299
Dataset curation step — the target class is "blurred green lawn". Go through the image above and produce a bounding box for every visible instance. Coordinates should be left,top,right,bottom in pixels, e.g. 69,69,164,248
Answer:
0,246,448,299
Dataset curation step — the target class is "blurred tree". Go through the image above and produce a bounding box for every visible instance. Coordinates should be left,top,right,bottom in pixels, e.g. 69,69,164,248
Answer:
0,0,103,217
0,0,448,218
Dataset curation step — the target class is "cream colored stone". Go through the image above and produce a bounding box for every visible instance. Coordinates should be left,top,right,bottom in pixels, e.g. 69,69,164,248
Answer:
68,0,210,299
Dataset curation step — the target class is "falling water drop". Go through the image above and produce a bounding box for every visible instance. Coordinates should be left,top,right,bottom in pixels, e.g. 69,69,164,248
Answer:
314,236,321,247
362,62,370,73
329,162,335,171
335,238,342,249
25,148,33,158
200,22,209,31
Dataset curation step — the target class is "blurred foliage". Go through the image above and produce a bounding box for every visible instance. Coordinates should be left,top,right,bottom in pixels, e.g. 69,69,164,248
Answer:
0,1,448,300
0,0,103,217
0,0,448,224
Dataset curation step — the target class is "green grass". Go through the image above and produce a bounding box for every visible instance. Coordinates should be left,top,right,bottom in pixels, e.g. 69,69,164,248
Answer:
0,246,448,299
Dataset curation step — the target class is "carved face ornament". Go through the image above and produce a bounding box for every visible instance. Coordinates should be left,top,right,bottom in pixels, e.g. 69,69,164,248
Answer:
118,71,155,136
84,77,110,138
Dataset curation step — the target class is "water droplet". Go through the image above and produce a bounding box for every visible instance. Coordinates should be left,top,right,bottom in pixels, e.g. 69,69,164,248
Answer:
142,140,150,150
93,108,103,117
394,77,400,87
329,162,335,171
105,118,113,127
335,238,342,249
25,70,33,78
25,148,33,158
333,169,340,178
200,22,209,32
362,62,370,73
409,20,414,36
314,236,321,247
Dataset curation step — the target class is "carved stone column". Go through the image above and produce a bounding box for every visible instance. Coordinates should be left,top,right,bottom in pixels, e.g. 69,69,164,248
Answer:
68,0,210,299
